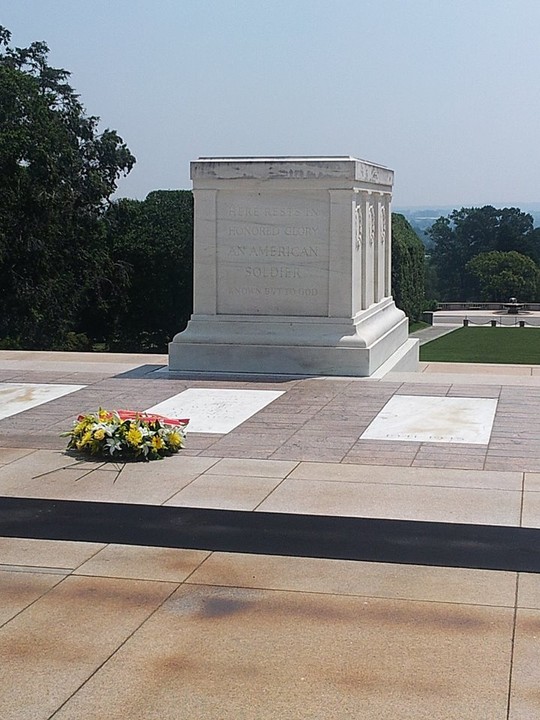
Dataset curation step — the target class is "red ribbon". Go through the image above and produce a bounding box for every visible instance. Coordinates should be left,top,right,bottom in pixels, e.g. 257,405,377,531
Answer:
77,410,189,426
117,410,189,426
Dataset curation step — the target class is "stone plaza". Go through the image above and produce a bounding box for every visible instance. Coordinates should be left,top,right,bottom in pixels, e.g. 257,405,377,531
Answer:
1,349,540,719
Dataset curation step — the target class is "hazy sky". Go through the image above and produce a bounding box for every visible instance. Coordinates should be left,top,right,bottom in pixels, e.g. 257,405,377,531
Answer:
1,0,539,207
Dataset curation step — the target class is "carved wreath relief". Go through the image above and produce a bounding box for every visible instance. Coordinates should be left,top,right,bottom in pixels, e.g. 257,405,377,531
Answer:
380,205,386,245
368,204,375,246
355,204,363,251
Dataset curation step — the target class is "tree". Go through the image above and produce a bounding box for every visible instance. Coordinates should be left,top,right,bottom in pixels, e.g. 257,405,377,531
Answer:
94,191,194,352
0,26,135,348
465,251,539,302
428,206,540,301
391,214,425,321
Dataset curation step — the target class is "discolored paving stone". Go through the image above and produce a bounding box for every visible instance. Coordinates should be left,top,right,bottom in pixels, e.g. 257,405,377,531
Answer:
508,609,540,720
0,575,176,720
0,570,66,626
49,584,514,720
0,537,105,569
74,544,211,582
186,552,517,607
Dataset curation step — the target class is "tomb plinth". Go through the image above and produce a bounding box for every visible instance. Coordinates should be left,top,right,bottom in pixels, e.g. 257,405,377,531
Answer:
169,156,418,376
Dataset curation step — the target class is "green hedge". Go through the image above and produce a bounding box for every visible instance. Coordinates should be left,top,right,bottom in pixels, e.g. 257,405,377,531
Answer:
391,213,425,321
78,190,194,352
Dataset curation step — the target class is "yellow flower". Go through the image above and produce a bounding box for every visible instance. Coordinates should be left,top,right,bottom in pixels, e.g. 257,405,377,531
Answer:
77,430,93,449
93,428,105,441
98,409,111,422
74,416,91,434
126,426,143,447
151,435,165,450
168,431,183,449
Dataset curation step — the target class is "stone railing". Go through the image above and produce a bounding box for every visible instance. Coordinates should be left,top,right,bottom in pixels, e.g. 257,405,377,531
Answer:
436,302,540,311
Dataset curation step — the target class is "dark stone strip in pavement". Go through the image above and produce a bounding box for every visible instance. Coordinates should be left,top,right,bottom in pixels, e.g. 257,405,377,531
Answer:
1,496,540,573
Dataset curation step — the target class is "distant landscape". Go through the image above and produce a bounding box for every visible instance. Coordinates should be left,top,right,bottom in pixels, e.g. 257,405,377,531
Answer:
396,203,540,246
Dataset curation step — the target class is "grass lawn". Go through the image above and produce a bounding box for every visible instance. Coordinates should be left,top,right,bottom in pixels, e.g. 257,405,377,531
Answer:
420,327,540,364
409,320,430,333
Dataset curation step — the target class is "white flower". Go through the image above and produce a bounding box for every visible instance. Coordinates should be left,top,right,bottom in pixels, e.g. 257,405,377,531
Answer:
105,436,123,455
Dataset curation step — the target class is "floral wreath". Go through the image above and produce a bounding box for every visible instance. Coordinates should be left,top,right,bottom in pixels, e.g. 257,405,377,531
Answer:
63,409,189,461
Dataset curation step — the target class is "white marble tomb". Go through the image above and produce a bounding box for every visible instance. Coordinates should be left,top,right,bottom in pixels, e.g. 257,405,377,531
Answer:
169,156,418,376
0,383,85,420
361,395,498,444
146,388,285,434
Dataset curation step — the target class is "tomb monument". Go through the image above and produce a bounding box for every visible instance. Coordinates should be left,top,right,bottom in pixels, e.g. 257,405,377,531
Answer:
169,156,418,376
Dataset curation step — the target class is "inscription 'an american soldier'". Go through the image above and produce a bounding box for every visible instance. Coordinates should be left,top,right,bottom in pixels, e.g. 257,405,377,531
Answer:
227,245,319,257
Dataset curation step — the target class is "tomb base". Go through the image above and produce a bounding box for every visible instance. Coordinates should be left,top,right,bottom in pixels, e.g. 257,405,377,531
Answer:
169,298,417,377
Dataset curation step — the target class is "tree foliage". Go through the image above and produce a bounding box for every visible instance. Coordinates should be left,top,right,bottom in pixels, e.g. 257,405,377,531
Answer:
465,251,539,302
428,206,540,301
391,213,425,321
96,191,194,352
0,26,135,348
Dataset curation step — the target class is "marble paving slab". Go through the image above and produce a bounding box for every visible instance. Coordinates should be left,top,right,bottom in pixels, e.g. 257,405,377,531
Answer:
0,383,86,421
360,395,498,444
146,388,285,434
